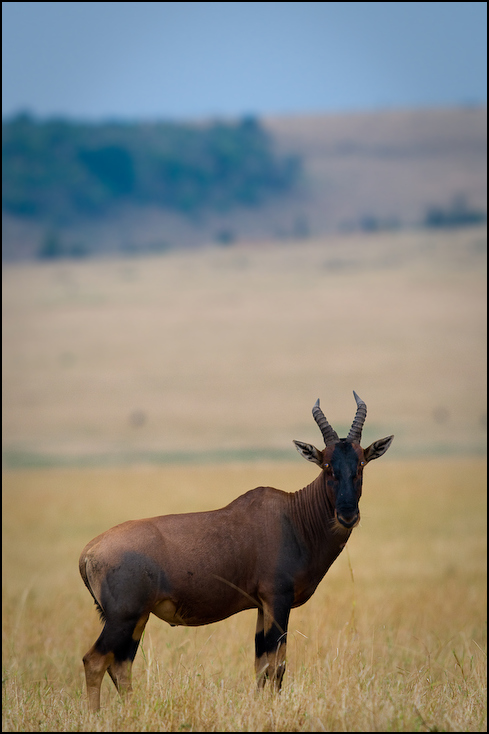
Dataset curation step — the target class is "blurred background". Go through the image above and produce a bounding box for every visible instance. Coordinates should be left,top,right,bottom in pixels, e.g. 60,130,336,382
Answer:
2,1,487,467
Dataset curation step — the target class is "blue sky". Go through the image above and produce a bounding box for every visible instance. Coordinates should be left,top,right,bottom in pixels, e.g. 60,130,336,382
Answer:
2,1,487,121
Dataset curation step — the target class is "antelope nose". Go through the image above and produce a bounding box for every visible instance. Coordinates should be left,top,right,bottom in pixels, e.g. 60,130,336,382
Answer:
336,511,359,529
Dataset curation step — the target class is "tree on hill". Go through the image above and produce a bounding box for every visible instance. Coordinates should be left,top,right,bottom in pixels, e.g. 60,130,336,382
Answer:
2,114,301,224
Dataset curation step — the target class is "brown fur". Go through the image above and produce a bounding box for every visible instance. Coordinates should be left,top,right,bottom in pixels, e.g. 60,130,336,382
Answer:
79,397,393,710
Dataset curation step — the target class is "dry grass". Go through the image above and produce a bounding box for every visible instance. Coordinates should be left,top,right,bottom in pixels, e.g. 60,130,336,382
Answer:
265,107,487,232
2,458,486,732
2,226,486,729
2,227,487,465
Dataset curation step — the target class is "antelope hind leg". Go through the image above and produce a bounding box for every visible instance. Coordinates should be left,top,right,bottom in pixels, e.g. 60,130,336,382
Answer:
83,644,114,712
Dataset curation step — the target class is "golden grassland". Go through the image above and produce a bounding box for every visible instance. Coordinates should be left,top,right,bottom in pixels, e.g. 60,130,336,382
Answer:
2,226,487,466
2,458,486,732
2,226,487,730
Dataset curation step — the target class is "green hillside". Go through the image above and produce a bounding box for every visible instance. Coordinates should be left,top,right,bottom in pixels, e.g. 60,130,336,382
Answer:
2,107,486,260
2,113,300,223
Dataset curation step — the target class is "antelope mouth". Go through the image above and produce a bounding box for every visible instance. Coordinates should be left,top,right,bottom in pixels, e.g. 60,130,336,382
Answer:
335,512,360,529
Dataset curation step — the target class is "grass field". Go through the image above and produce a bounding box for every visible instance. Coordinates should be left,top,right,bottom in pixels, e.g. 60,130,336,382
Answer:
2,458,486,731
2,226,487,465
2,227,486,730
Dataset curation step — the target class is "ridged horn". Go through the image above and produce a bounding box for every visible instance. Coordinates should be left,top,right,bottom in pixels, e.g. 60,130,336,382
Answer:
312,399,339,446
346,391,367,443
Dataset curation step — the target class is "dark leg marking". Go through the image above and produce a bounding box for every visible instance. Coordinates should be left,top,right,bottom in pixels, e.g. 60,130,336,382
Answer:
83,613,149,711
255,598,291,690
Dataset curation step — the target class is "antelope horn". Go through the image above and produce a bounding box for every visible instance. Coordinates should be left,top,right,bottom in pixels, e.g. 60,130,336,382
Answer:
346,391,367,443
312,399,339,446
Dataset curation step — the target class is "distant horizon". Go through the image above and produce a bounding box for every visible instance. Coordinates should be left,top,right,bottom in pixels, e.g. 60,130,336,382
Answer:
3,100,487,126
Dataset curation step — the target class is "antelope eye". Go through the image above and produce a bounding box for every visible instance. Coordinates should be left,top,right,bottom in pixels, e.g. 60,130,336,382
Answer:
324,462,329,468
360,460,366,466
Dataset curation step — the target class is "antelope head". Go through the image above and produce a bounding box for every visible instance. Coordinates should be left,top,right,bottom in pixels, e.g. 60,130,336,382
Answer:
294,392,394,529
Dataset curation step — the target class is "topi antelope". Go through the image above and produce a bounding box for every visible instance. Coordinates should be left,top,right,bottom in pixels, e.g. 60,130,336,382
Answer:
79,392,393,710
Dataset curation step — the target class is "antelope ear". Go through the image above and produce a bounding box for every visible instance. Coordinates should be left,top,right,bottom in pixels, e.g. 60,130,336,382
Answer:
293,440,323,467
363,435,394,463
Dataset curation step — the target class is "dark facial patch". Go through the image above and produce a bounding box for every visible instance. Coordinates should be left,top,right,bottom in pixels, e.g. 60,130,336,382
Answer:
330,441,362,521
331,440,360,474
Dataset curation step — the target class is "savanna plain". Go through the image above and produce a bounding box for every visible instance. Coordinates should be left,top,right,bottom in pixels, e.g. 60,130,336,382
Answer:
2,228,487,731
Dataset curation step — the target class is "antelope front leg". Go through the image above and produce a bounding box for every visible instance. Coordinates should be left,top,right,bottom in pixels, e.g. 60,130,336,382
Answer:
254,600,291,690
255,607,268,687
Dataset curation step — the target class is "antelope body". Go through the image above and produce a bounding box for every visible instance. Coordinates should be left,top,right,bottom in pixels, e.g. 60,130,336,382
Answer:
80,393,393,710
